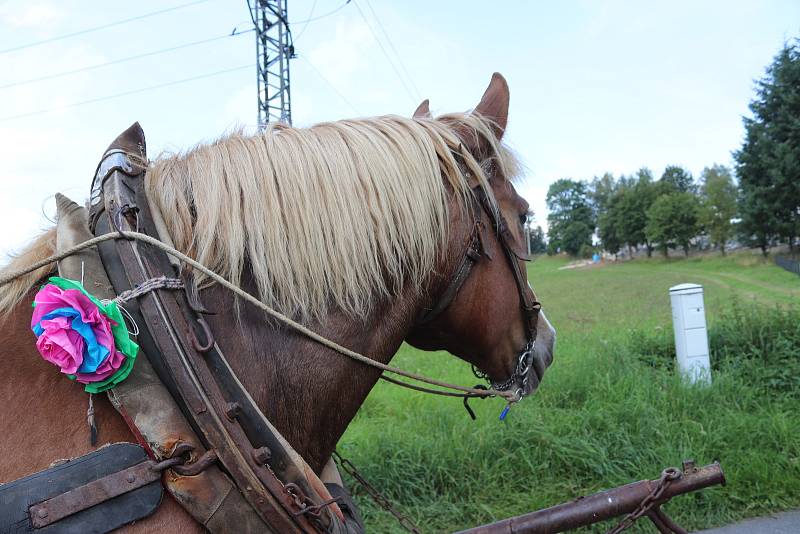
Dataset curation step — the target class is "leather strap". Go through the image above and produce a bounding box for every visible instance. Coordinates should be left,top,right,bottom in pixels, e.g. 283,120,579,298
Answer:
91,124,342,532
474,186,541,339
0,444,163,533
417,220,483,325
100,171,325,533
54,190,268,532
417,185,541,341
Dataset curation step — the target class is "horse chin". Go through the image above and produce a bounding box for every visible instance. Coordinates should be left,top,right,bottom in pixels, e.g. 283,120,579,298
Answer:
537,311,557,369
523,313,557,397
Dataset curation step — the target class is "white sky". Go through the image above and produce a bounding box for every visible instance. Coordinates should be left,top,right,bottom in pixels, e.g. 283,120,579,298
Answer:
1,0,798,261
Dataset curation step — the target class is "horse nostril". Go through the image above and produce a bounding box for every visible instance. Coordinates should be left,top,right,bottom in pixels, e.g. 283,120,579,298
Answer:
526,370,540,393
532,352,548,379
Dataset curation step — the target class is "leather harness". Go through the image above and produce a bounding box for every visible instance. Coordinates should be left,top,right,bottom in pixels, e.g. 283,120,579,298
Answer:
88,124,353,533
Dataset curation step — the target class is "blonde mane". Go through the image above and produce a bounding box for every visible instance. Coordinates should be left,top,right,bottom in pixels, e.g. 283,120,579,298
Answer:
0,113,518,322
145,113,518,322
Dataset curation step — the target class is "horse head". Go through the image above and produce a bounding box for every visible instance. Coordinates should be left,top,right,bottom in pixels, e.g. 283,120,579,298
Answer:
407,73,556,399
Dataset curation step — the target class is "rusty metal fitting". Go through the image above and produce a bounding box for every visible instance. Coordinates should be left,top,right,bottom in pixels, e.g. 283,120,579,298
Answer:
172,449,218,476
252,447,272,465
225,402,242,421
150,456,186,473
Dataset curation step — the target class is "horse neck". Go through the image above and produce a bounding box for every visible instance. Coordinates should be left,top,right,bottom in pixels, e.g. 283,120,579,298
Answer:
201,212,470,473
201,276,423,473
186,171,477,473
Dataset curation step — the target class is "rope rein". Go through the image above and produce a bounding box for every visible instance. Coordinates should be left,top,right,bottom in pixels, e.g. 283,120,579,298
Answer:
0,231,515,401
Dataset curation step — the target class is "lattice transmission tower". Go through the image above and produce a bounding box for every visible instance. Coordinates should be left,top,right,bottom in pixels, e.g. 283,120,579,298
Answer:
250,0,294,128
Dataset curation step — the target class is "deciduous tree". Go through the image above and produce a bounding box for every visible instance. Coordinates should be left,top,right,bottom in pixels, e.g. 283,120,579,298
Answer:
598,188,624,255
546,179,594,256
617,168,658,257
660,165,695,194
646,192,700,257
699,165,737,255
527,225,547,254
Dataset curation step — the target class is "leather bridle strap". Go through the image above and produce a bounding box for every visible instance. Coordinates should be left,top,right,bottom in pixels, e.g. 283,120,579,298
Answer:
473,186,542,340
417,185,541,342
416,219,483,325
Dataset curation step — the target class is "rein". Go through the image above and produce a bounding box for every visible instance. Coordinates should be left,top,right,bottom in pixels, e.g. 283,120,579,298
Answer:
0,230,518,402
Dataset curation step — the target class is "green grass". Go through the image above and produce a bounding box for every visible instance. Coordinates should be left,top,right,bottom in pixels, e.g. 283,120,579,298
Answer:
340,251,800,533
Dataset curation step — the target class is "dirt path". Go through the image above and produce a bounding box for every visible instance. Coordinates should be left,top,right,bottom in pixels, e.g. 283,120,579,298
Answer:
666,268,799,303
614,262,797,304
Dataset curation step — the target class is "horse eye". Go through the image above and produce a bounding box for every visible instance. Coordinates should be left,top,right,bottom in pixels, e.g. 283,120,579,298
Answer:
518,213,527,226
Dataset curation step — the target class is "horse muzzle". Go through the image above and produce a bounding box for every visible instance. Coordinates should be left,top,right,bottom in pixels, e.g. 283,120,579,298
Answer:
492,314,556,400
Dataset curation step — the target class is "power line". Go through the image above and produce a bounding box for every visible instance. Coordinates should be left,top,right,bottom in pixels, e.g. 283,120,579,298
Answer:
0,0,213,55
362,0,422,101
293,0,318,41
291,0,351,25
0,29,253,91
351,0,417,105
0,65,249,122
300,55,362,116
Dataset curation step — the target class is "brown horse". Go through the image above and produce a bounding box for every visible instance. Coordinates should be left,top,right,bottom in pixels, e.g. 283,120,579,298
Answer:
0,73,555,532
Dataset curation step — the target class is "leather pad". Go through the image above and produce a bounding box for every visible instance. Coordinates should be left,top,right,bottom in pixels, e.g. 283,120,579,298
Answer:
0,443,162,534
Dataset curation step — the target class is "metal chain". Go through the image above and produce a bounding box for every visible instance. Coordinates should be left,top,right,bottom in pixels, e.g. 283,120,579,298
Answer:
605,467,682,534
332,450,421,534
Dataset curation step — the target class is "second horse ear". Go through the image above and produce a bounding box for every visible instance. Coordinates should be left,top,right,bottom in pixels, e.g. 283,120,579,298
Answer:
473,73,509,140
413,99,431,118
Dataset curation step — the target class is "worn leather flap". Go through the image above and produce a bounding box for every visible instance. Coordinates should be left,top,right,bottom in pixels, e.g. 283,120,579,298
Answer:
0,443,162,534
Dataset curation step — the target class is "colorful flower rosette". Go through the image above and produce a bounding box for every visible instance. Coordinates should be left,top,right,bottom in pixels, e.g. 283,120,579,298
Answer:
31,277,138,393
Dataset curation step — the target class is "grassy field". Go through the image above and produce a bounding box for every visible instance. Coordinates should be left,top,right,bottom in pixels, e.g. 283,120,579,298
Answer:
339,251,800,533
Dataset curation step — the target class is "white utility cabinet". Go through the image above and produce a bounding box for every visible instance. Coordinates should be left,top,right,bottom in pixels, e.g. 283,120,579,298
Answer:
669,283,711,384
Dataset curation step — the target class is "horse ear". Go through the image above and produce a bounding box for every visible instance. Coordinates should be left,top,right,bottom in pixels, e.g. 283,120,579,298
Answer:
413,99,431,118
473,72,509,140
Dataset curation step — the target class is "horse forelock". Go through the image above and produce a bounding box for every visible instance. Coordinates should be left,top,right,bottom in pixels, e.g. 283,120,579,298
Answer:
145,113,519,322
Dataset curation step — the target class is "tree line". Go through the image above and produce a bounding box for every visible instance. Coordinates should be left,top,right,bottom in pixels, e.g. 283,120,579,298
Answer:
527,38,799,259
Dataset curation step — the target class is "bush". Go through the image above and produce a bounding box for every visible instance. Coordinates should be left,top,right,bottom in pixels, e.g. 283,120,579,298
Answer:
578,243,595,259
626,327,675,370
625,302,800,395
709,303,800,396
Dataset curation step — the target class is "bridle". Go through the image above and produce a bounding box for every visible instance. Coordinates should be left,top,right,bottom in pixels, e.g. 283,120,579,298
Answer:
416,181,544,402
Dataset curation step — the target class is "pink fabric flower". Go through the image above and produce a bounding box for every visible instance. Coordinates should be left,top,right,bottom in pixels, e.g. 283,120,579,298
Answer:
74,349,127,383
31,284,118,380
31,277,139,393
35,316,86,375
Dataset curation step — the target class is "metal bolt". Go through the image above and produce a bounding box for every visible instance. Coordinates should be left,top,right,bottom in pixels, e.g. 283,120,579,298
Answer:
252,446,271,465
37,509,48,519
225,402,242,421
682,459,697,473
126,473,136,483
